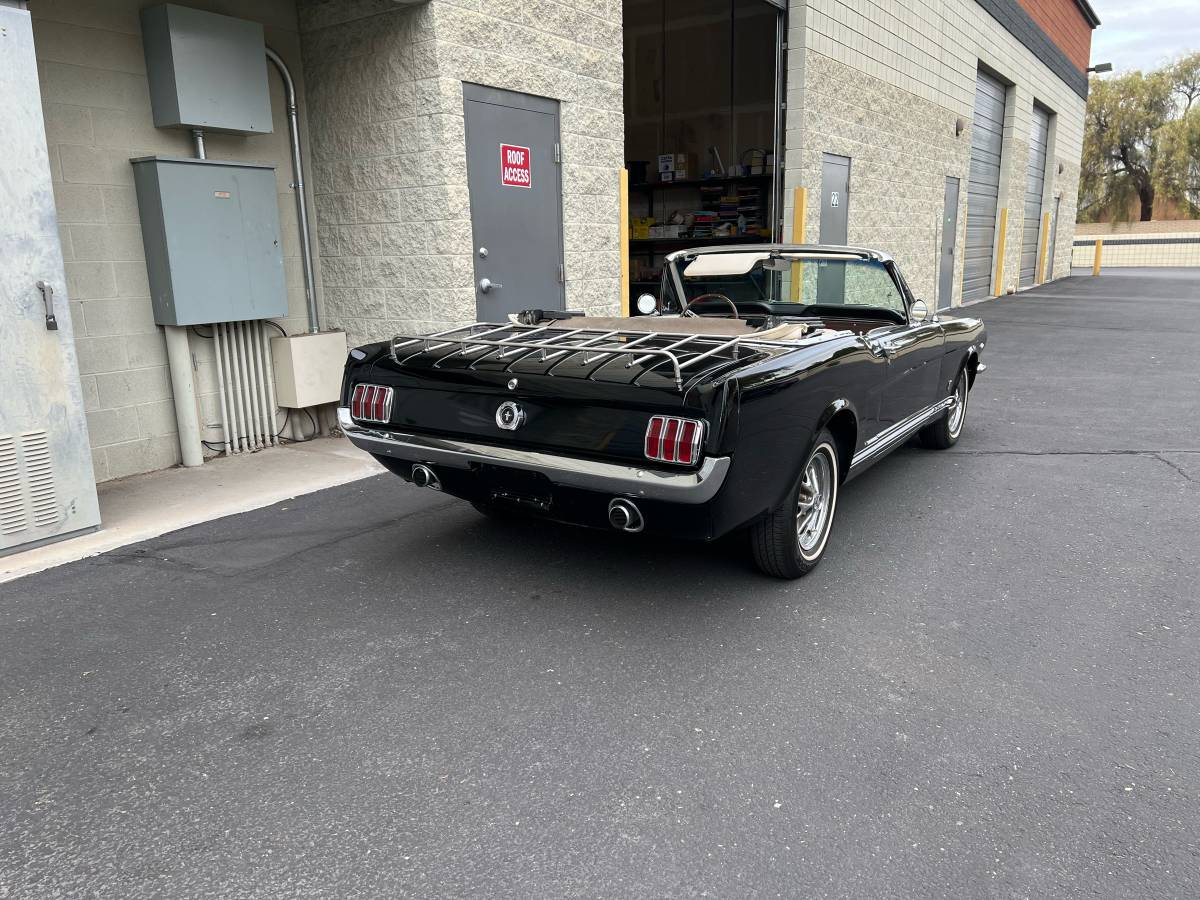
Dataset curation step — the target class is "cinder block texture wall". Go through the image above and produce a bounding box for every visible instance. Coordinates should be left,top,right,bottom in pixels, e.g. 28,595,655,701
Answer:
31,0,321,482
298,0,624,346
783,0,1085,306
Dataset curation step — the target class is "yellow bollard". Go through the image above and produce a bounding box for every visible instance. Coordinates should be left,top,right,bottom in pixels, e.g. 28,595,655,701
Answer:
619,168,630,315
1092,239,1103,276
993,207,1008,296
789,186,808,301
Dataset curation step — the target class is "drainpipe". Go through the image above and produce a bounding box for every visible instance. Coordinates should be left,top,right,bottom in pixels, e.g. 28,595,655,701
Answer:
265,46,320,334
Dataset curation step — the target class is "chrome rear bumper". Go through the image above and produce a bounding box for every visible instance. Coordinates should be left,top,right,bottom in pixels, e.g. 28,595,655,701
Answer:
337,407,729,504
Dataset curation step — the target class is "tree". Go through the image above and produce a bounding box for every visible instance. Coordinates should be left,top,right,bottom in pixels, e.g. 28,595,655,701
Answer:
1079,53,1200,222
1156,56,1200,212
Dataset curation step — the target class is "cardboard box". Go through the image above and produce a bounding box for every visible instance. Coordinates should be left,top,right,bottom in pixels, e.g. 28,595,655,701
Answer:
673,153,697,179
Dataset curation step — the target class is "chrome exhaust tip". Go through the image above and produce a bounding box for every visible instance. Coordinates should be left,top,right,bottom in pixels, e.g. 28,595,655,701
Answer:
411,463,441,491
607,498,644,533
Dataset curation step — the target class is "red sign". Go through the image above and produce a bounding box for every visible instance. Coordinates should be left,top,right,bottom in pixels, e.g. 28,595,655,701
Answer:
500,143,531,188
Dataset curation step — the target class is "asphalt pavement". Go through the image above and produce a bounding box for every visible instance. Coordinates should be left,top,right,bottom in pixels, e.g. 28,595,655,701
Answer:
2,270,1198,899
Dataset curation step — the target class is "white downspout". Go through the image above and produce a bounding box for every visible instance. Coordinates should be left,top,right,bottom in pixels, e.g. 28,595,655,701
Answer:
163,126,210,468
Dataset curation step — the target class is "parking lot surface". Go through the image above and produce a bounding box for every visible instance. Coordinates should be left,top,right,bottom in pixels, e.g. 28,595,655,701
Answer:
2,271,1198,899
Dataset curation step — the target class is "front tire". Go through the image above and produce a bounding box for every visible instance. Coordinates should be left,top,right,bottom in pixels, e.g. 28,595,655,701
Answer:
751,432,840,579
920,368,969,449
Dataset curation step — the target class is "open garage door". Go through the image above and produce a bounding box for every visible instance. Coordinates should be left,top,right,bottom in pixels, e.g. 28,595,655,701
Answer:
963,70,1006,302
1019,105,1050,288
622,0,784,313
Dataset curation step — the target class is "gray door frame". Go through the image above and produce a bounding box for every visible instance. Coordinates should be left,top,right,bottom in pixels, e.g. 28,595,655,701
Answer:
938,176,961,310
818,153,851,302
463,83,565,320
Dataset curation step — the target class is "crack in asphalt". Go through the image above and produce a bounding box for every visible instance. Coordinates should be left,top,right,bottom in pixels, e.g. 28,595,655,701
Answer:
978,318,1200,335
948,448,1200,483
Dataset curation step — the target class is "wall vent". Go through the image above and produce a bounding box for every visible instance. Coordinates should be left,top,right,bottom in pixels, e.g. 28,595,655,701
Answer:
0,431,60,535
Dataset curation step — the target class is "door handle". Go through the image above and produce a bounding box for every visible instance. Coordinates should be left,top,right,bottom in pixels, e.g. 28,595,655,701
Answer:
867,342,894,360
479,277,503,293
36,280,58,331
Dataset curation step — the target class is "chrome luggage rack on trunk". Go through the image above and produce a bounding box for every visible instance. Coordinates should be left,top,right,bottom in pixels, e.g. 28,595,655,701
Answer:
389,322,795,390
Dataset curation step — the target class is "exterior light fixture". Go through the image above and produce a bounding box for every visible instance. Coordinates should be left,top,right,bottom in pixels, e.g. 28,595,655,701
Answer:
1087,62,1113,73
955,117,966,136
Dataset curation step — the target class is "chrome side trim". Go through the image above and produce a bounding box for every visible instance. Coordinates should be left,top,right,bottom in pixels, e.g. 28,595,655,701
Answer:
337,407,730,504
850,397,955,470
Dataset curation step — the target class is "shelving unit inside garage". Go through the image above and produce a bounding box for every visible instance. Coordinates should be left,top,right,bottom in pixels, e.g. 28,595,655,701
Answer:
622,0,785,309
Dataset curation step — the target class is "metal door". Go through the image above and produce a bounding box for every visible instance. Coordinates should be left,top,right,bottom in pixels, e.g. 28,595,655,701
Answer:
818,153,851,302
1020,105,1050,287
937,176,960,310
0,4,101,554
464,84,564,321
963,70,1006,302
1047,195,1061,279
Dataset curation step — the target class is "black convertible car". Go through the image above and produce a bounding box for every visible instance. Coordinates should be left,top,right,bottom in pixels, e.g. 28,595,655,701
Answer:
339,245,986,578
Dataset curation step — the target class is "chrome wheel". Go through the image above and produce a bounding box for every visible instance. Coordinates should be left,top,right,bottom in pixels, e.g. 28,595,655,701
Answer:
948,373,968,438
796,444,835,557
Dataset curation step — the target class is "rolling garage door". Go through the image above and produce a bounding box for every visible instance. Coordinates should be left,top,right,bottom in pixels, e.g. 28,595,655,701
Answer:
1019,106,1050,287
963,70,1006,302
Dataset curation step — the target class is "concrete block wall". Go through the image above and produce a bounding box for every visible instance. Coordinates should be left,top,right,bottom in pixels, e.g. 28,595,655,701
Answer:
783,0,1087,305
31,0,321,481
298,0,624,347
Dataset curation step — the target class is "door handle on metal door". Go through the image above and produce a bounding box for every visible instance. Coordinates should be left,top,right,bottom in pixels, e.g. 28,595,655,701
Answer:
36,280,58,331
479,278,503,293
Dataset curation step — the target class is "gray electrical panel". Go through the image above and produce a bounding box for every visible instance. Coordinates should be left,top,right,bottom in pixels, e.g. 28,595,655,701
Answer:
141,4,272,134
131,156,287,326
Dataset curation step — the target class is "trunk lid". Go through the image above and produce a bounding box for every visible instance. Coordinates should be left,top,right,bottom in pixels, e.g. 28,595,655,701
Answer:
351,322,790,466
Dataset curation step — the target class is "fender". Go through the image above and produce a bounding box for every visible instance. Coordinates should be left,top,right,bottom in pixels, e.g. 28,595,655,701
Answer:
768,397,857,510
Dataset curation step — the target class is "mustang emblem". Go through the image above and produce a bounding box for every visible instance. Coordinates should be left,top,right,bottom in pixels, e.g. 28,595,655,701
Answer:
495,400,526,431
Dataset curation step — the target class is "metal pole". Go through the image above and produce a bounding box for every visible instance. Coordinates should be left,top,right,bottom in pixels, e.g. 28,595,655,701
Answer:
1092,239,1103,276
160,126,208,467
265,46,319,334
163,325,203,466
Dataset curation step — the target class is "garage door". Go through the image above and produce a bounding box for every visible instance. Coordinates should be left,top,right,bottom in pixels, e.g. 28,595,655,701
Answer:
963,70,1006,302
1019,106,1050,288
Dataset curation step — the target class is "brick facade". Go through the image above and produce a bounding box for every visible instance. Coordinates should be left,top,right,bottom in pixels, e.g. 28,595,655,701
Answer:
1015,0,1094,72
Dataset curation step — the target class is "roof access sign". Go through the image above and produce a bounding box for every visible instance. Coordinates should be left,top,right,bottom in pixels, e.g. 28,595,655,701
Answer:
500,144,531,189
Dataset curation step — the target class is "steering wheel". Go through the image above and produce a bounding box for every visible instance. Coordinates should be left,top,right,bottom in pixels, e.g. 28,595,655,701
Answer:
682,292,739,318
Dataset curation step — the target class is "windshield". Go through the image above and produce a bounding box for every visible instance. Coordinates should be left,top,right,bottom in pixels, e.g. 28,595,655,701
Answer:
667,252,909,319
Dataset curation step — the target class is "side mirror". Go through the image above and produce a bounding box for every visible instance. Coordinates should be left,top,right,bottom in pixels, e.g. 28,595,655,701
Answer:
635,293,658,316
909,299,929,322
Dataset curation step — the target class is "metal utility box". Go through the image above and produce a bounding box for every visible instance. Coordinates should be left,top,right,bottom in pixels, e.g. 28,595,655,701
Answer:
271,331,348,408
141,4,272,134
132,156,287,326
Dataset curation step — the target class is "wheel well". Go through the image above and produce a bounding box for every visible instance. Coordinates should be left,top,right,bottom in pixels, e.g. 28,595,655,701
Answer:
824,409,857,481
966,351,980,388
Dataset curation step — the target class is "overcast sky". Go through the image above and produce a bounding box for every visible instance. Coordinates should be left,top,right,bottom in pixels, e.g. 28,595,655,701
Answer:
1087,0,1200,73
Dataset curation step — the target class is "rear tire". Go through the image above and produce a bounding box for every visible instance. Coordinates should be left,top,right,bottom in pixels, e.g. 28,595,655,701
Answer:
750,431,840,579
920,367,969,449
